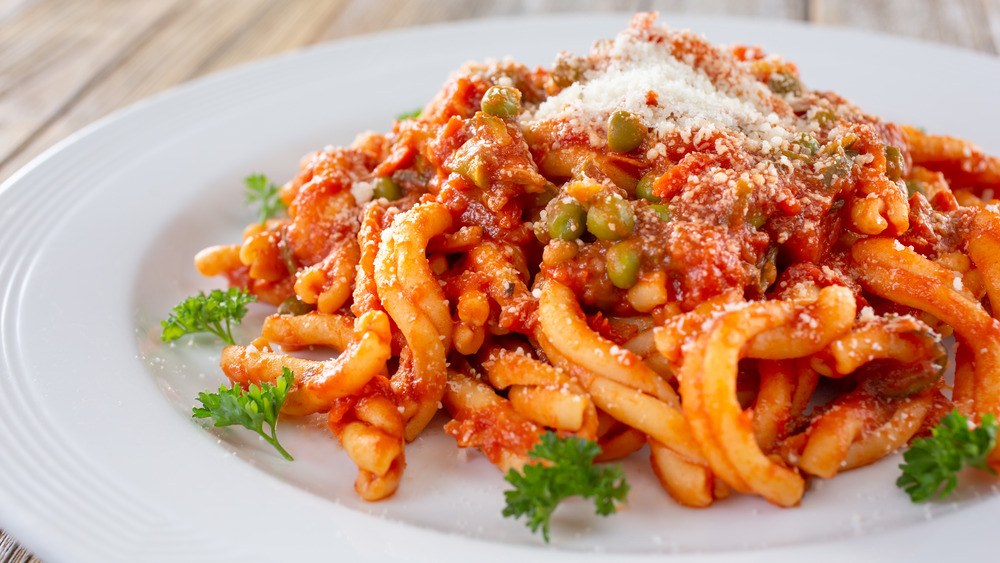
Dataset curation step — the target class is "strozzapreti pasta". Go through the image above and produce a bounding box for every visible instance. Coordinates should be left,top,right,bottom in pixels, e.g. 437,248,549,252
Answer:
193,12,1000,508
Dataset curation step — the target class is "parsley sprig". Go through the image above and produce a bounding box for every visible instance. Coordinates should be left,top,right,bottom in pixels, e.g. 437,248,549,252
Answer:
503,432,629,542
161,287,256,346
396,108,422,120
193,367,295,461
244,173,286,223
897,410,999,502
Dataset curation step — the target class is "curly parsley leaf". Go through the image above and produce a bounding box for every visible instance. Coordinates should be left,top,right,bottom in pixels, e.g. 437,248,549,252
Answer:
244,173,286,223
503,431,629,542
396,108,422,120
161,287,256,346
897,410,998,502
193,367,295,461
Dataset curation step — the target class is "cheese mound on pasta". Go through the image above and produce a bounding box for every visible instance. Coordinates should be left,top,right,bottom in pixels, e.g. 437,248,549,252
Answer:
195,12,1000,507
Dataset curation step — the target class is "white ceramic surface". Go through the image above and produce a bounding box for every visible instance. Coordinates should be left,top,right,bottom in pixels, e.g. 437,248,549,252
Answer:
1,13,998,563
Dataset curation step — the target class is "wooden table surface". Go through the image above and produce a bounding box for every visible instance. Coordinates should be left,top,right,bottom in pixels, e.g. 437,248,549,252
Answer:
0,0,998,561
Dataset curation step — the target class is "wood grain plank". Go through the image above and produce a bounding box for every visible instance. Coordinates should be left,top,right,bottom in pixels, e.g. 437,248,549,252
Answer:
0,0,36,24
318,0,494,38
0,0,182,176
0,529,38,562
646,0,807,18
810,0,998,53
319,0,807,41
982,0,1000,53
0,0,278,181
193,0,349,76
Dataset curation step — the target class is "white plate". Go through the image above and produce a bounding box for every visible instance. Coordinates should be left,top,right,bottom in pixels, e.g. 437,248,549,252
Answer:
1,13,999,563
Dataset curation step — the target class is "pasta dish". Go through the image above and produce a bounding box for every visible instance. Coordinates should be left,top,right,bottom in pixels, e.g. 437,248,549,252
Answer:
190,13,1000,512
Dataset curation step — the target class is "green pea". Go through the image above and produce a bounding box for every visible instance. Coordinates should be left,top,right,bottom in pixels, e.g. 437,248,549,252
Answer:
373,176,403,201
636,172,661,202
547,198,587,241
885,146,904,181
278,297,312,316
649,204,671,222
606,242,640,289
607,110,645,153
812,109,837,124
587,193,635,240
481,86,521,118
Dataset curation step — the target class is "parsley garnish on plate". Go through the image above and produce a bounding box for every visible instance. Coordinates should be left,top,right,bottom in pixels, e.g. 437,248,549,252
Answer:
503,431,629,542
160,287,256,346
193,367,295,461
244,173,286,223
897,409,998,502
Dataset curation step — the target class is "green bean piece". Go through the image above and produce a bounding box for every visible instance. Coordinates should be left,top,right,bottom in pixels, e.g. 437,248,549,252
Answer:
649,204,671,222
450,149,489,189
747,214,767,229
606,242,640,289
821,155,851,187
373,176,403,201
799,133,820,155
278,297,312,316
758,246,779,294
547,198,588,241
885,146,904,182
607,111,645,153
587,193,635,240
481,86,521,118
906,180,927,198
636,172,661,203
828,198,847,215
767,72,801,95
780,149,809,162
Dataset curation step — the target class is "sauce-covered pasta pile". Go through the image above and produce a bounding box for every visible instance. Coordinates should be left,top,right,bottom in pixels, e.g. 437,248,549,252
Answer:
194,13,1000,507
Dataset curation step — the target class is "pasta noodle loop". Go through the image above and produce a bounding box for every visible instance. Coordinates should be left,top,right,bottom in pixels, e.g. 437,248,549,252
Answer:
678,299,806,507
220,310,392,416
375,202,454,440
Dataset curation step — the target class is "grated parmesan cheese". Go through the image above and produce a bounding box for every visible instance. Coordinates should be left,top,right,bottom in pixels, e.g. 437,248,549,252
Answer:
351,180,375,205
522,27,794,151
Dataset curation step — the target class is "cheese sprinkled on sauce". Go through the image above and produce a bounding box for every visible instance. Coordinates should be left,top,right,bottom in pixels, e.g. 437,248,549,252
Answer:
523,24,793,152
351,180,375,205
